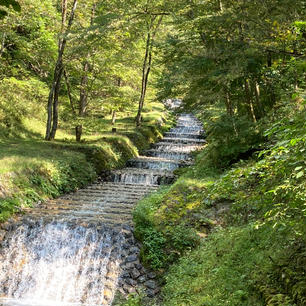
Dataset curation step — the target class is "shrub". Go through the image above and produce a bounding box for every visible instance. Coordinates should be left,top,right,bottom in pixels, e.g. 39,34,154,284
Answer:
205,114,263,168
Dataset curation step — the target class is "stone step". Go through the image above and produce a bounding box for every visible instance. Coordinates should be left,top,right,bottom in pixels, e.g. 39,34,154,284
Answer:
108,168,175,185
161,137,206,144
63,196,141,204
25,209,132,220
99,213,132,221
67,193,143,201
109,168,174,177
75,189,149,195
76,187,156,195
30,198,140,212
130,156,182,164
87,182,159,191
106,203,136,210
145,149,191,160
102,208,133,215
126,156,182,171
164,132,204,139
153,143,203,149
172,124,203,129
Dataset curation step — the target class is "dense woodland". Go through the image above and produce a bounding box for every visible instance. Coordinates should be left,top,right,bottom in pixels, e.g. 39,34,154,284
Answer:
0,0,305,306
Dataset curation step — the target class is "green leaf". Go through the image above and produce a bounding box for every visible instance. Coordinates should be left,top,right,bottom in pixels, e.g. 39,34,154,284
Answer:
296,171,304,178
295,166,303,171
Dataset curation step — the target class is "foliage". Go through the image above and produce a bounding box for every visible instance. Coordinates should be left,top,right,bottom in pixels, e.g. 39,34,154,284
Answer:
205,113,264,167
133,97,306,305
158,0,305,127
134,183,203,269
0,0,20,19
134,187,168,269
0,77,48,137
163,225,305,306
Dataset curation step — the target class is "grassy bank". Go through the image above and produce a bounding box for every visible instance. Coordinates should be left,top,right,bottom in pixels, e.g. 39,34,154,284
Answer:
0,100,174,222
133,98,306,306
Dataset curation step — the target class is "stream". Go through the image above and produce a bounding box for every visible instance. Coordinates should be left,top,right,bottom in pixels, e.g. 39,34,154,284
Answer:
0,108,204,306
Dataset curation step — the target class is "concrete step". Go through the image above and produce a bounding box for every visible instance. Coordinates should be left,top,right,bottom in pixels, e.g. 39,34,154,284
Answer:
161,137,206,144
164,132,204,139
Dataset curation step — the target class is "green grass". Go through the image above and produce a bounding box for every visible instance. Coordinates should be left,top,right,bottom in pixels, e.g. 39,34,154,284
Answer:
163,224,305,306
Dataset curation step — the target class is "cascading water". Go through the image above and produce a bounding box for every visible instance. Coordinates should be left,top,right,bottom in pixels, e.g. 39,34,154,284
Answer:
0,101,205,306
0,222,122,306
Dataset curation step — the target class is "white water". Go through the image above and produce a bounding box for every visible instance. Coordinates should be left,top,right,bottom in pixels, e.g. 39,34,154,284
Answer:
0,223,122,306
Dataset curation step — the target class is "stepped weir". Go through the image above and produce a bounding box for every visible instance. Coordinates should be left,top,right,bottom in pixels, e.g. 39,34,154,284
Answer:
0,110,204,306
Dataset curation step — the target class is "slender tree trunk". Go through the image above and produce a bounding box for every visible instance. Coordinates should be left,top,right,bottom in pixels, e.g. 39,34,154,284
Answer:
244,79,257,123
111,110,116,125
224,89,238,136
75,2,96,142
46,83,55,139
50,70,62,139
225,89,233,116
135,15,162,126
111,77,121,126
135,31,151,126
45,0,78,140
64,69,75,114
0,32,6,57
79,63,89,115
76,61,89,142
46,56,64,140
267,51,272,67
75,125,82,141
253,80,264,117
218,0,223,12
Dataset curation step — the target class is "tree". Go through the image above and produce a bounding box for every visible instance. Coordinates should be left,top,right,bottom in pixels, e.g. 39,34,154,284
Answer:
157,0,305,120
135,13,163,126
45,0,77,141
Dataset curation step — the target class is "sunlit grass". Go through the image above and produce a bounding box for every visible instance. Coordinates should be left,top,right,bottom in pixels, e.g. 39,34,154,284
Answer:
0,101,168,174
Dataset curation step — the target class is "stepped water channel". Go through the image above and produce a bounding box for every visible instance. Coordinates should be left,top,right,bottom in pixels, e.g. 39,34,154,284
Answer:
0,111,204,306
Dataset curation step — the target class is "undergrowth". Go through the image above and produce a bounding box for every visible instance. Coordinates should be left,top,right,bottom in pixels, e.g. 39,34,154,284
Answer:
133,96,306,306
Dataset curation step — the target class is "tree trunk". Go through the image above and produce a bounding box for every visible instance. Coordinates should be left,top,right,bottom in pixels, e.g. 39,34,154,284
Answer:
224,89,238,136
75,125,82,142
267,51,272,67
253,80,264,118
75,2,95,142
225,89,233,116
135,15,163,127
46,58,63,140
244,79,257,123
218,0,223,12
111,110,116,125
135,31,151,127
0,32,6,57
50,70,62,139
45,0,78,141
64,69,75,114
75,61,89,142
